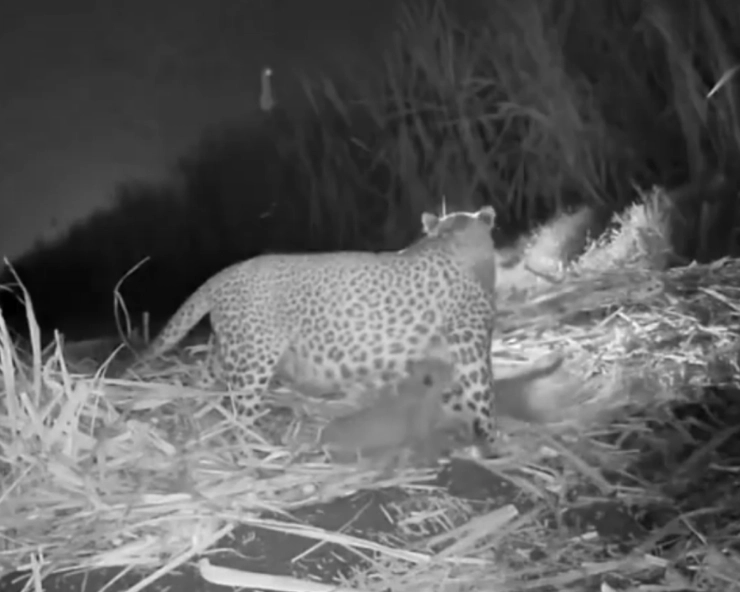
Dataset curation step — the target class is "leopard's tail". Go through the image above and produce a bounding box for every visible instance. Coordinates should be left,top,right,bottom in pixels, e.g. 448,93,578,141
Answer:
133,270,226,366
493,354,587,424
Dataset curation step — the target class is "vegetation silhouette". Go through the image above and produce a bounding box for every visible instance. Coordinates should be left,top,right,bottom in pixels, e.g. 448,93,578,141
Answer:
2,0,739,343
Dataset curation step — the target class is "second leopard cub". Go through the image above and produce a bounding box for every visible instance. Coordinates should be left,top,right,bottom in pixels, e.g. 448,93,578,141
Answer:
318,356,465,467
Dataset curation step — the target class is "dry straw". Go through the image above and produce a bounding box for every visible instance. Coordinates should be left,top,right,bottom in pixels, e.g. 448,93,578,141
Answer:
1,189,739,591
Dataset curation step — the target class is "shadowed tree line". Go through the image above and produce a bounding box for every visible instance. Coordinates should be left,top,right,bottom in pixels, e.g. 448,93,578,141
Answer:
2,0,739,342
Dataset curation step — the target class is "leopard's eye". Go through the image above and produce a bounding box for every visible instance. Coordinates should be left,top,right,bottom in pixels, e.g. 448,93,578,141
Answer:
422,374,434,387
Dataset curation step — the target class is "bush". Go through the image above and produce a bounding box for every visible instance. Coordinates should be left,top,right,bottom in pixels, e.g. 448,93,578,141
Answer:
3,0,739,340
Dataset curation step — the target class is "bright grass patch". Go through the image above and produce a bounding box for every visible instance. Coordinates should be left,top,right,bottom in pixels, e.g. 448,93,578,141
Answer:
2,192,740,592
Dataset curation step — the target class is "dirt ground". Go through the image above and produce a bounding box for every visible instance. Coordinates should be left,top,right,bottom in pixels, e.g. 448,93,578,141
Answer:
0,456,648,592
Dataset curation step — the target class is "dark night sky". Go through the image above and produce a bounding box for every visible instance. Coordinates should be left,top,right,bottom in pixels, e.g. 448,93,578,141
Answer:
0,0,398,260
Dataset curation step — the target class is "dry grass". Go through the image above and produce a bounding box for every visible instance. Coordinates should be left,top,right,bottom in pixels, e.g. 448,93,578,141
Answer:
2,191,740,591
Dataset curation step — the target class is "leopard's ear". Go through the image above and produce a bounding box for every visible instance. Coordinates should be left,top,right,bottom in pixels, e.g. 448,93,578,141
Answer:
477,205,496,229
421,211,441,235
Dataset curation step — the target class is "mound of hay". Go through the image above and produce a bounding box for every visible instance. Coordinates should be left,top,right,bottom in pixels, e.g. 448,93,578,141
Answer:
1,190,739,592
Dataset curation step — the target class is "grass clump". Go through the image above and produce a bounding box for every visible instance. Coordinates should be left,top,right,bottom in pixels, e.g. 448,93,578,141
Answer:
1,195,740,591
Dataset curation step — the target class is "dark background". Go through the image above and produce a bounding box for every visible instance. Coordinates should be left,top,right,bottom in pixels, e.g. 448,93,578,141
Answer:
1,0,739,341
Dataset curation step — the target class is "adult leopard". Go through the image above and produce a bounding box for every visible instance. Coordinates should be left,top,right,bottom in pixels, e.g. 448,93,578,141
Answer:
135,205,499,448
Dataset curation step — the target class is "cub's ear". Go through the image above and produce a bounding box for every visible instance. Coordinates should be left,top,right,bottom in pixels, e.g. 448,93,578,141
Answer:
421,211,441,235
477,205,496,229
